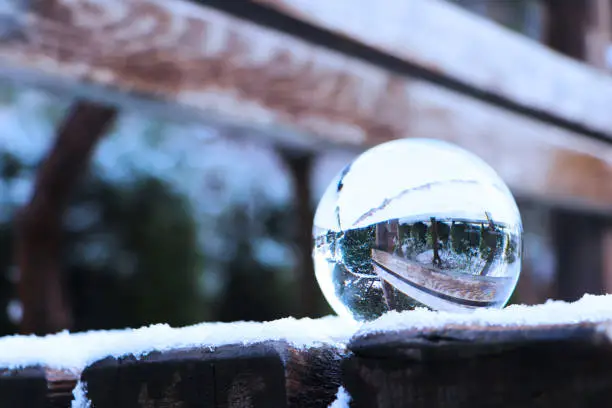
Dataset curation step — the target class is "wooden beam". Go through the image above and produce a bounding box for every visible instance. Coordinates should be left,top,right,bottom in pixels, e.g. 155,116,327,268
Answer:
543,0,589,59
585,0,612,71
551,211,606,301
0,367,47,407
0,367,76,408
249,0,612,142
280,150,322,318
345,321,612,407
2,0,612,210
82,341,344,407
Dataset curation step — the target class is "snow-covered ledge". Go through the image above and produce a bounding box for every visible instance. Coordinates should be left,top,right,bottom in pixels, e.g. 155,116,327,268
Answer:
359,293,612,337
1,295,612,407
0,316,356,372
345,294,612,408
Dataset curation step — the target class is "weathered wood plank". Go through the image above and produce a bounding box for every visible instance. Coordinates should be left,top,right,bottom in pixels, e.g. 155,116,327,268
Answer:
1,0,612,210
0,367,77,408
284,345,345,408
81,341,344,407
344,321,612,408
83,344,282,407
372,249,505,308
250,0,612,141
0,367,47,408
46,368,79,408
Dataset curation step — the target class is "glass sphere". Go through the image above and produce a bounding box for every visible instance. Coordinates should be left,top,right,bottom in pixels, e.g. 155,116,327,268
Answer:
312,139,522,321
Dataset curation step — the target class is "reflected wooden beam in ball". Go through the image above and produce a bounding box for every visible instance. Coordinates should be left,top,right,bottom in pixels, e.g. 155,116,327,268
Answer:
371,249,510,312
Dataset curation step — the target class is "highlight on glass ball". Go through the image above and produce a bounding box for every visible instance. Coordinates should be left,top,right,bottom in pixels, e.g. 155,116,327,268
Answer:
312,138,523,322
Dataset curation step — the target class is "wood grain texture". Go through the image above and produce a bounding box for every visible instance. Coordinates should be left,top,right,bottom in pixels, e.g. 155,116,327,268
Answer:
372,249,504,304
81,341,344,408
0,367,47,408
345,321,612,407
1,0,612,209
0,366,77,408
252,0,612,141
46,368,79,408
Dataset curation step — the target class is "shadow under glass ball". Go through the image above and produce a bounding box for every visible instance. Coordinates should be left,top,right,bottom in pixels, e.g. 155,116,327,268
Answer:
312,139,522,321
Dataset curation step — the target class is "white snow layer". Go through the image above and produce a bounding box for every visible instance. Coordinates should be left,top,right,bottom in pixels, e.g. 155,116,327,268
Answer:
360,294,612,336
71,382,91,408
0,316,357,372
1,295,612,372
328,386,351,408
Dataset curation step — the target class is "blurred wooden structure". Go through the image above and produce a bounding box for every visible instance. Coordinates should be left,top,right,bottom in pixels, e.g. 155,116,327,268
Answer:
1,0,612,405
2,1,611,313
1,0,612,208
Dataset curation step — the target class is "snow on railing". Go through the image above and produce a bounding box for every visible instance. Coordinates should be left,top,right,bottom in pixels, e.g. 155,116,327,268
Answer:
1,294,611,407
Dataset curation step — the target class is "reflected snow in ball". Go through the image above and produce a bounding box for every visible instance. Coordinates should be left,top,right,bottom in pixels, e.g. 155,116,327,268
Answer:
312,139,522,321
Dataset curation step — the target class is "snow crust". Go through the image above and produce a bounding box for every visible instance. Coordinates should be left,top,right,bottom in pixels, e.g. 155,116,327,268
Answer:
0,316,357,372
359,294,612,336
1,295,611,373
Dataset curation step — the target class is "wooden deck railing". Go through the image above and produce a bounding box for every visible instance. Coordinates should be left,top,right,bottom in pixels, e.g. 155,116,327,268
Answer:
1,1,612,406
1,295,612,407
2,0,612,209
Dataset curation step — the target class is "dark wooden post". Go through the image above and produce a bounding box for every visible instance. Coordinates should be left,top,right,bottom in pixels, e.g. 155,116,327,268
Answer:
0,367,77,408
430,217,441,267
375,222,398,310
82,341,345,408
281,150,322,317
15,102,117,335
543,0,610,302
343,322,612,408
551,211,605,301
544,0,589,59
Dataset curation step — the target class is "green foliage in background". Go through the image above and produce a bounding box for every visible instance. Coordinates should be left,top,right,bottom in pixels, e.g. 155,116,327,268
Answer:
0,149,307,335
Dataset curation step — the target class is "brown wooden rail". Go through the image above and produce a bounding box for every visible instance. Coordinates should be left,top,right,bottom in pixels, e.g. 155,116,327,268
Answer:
345,320,612,408
0,1,611,406
1,318,611,407
1,0,612,210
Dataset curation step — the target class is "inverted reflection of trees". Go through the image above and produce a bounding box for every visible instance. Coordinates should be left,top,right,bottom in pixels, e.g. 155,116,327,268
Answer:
318,215,520,281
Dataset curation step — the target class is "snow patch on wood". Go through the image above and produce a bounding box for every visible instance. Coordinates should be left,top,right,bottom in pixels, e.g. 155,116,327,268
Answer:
0,316,357,371
1,295,611,372
359,294,612,335
328,386,351,408
71,381,91,408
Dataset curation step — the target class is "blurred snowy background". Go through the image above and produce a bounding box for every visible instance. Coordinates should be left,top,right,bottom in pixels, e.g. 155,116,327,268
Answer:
0,0,610,336
0,81,567,336
0,83,363,334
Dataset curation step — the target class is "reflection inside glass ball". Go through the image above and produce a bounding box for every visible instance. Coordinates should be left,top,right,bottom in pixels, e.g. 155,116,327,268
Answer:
312,139,522,321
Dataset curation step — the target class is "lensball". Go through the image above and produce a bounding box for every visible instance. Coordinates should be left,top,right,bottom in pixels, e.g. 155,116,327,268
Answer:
312,139,522,321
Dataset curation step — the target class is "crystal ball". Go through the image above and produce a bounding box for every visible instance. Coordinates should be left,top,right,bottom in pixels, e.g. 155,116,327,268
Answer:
312,139,522,321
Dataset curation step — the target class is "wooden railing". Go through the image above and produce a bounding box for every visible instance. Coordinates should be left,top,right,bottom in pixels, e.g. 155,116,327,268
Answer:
2,0,612,210
1,0,612,406
1,295,612,407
